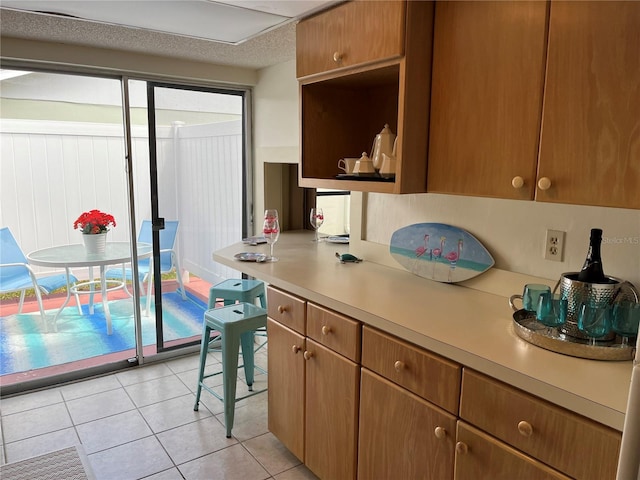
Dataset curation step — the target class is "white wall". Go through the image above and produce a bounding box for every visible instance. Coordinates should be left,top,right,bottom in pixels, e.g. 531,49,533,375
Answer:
253,61,640,288
253,60,299,229
365,194,640,288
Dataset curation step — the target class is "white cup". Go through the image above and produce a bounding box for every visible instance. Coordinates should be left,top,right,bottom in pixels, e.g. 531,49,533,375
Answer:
338,158,358,174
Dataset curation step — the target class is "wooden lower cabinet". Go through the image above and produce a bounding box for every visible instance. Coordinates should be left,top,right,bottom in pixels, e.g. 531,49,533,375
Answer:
267,318,305,461
268,291,621,479
455,422,570,480
305,339,360,480
460,369,621,480
358,369,456,480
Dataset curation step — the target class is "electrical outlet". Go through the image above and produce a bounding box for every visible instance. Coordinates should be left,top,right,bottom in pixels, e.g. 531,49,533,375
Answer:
544,229,565,262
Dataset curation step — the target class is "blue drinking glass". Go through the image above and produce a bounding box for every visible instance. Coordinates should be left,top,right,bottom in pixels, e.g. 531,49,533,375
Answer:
612,302,640,347
536,292,567,334
578,302,612,346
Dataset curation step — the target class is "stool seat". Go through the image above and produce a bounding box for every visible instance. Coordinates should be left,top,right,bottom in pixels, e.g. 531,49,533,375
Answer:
193,302,267,438
208,279,266,309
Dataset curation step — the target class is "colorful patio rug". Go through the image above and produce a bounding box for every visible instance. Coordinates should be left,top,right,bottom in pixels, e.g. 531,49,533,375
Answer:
0,292,206,375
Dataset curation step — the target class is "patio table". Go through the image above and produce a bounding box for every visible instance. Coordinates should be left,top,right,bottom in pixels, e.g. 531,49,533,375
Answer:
27,242,153,334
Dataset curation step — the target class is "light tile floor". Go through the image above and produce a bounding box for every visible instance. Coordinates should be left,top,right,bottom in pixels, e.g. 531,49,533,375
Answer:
0,347,319,480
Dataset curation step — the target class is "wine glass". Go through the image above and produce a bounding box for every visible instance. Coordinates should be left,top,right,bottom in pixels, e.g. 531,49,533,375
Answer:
578,302,612,346
310,208,324,242
262,209,280,262
611,301,640,347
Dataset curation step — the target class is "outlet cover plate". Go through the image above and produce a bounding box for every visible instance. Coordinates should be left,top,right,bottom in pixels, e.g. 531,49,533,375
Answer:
545,229,565,262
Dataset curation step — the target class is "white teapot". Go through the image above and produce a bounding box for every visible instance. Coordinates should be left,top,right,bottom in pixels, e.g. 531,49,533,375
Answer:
370,124,396,172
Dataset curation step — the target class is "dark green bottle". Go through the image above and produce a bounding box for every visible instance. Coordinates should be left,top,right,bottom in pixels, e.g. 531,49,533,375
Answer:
577,228,606,283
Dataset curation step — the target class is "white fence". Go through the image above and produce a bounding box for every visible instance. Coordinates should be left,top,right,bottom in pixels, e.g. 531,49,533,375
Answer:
0,119,242,284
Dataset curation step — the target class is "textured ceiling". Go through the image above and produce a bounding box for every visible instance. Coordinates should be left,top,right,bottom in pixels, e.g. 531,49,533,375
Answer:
0,5,308,69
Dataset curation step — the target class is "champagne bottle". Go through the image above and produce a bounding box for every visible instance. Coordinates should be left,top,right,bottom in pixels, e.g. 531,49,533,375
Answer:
577,228,606,283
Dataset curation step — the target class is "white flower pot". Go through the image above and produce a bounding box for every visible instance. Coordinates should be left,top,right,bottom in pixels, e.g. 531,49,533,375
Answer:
83,232,107,254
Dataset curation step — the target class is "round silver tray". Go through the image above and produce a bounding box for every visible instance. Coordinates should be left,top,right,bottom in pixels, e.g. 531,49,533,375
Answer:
512,309,635,361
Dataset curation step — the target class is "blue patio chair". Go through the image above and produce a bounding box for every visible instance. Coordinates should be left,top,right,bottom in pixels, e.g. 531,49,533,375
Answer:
0,227,77,321
104,220,186,305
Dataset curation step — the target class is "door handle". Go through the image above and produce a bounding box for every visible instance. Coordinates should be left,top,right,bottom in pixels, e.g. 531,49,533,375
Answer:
152,218,165,231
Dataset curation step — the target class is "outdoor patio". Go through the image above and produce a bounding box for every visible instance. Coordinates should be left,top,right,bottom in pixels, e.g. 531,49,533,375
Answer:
0,276,213,386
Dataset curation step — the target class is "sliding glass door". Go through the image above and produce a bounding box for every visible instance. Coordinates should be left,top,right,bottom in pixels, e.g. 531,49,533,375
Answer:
0,67,248,391
142,81,248,353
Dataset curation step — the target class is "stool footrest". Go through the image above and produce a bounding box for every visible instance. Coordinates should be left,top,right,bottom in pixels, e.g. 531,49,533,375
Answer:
197,381,267,403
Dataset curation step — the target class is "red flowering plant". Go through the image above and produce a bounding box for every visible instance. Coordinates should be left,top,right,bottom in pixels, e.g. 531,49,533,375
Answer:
73,209,116,234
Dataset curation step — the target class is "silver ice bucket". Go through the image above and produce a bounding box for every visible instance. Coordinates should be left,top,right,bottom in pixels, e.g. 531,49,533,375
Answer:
554,272,639,341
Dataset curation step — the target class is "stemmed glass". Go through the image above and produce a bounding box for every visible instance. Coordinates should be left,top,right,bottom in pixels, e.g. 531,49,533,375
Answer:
310,208,324,242
262,209,280,262
611,301,640,347
578,302,612,346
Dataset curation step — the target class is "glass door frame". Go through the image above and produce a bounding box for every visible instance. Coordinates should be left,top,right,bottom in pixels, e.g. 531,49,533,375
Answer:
145,80,252,354
0,59,253,392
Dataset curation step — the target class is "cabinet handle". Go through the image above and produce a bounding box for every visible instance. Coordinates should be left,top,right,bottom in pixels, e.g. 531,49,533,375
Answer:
517,420,534,437
434,426,447,439
455,442,468,455
303,350,313,360
277,305,287,314
333,51,342,63
511,176,524,189
321,325,331,335
292,345,301,354
537,177,552,191
394,360,405,372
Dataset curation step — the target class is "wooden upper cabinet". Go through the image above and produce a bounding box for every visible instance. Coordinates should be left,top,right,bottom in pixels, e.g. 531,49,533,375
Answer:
537,1,640,209
297,0,435,194
427,1,548,200
296,0,405,79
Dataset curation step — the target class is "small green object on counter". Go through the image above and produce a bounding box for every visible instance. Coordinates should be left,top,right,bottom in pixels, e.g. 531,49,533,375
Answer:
336,252,362,263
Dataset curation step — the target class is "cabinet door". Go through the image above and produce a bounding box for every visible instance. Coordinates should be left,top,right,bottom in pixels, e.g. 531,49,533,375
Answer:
267,318,305,461
304,339,360,480
460,369,621,480
455,422,570,480
427,1,548,199
296,0,405,78
537,1,640,209
358,369,456,480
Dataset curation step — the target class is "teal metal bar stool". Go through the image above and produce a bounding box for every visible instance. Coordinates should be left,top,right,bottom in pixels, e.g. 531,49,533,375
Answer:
207,278,267,350
193,302,267,438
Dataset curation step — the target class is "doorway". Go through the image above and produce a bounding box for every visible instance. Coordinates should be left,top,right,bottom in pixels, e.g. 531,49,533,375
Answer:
0,69,248,392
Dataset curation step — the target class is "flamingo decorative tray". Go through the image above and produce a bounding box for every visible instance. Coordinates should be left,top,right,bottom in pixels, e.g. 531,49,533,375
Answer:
390,223,494,283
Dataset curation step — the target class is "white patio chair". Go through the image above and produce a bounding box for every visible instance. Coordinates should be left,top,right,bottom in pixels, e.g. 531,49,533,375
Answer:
0,227,77,323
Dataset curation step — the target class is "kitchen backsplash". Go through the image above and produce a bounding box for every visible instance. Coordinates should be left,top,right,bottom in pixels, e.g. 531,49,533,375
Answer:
365,193,640,288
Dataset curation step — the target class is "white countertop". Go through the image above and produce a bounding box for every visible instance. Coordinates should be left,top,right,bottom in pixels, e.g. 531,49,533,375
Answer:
214,231,632,431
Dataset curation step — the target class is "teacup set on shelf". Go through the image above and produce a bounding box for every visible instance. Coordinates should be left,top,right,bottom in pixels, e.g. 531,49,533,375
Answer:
337,124,397,178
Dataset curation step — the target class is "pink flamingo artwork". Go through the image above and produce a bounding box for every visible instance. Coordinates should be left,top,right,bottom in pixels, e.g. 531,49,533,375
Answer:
414,234,430,258
445,239,464,282
432,236,446,276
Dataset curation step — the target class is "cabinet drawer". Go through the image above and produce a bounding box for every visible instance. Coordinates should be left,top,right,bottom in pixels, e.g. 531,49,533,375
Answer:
361,326,461,414
460,369,621,480
296,0,406,78
267,286,306,334
307,303,361,362
455,422,570,480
